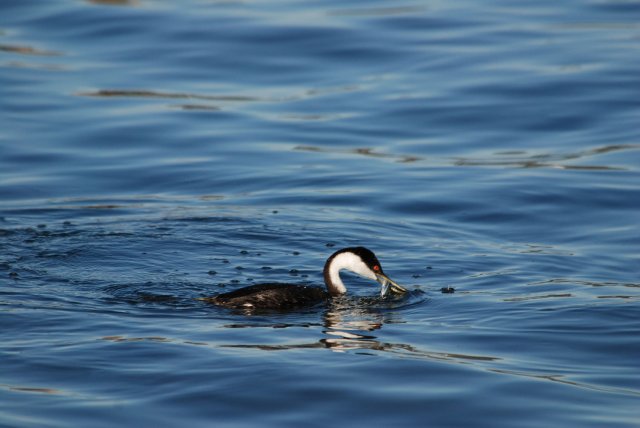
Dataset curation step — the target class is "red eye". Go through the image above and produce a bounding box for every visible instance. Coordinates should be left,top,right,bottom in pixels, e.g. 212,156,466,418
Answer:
373,265,380,272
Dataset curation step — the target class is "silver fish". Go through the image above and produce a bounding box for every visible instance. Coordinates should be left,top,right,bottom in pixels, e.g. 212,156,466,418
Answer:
376,272,408,298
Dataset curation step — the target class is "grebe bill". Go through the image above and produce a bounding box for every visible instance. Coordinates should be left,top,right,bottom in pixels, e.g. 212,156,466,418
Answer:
202,247,407,310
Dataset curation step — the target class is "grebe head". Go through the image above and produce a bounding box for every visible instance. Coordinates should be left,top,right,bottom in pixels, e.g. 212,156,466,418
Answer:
322,247,407,297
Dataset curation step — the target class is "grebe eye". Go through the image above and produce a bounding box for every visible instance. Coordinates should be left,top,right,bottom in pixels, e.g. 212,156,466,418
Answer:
373,265,380,271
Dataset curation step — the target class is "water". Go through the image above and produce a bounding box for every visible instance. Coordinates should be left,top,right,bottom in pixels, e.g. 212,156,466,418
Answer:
1,0,639,426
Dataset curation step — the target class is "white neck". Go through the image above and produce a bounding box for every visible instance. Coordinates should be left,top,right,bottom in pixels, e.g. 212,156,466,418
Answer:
324,252,376,295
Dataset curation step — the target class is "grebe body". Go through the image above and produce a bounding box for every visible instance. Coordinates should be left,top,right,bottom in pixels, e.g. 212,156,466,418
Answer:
204,247,406,310
207,283,329,310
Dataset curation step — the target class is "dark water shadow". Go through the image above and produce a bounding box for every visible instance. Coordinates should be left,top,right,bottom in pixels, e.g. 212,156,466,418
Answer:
453,144,640,170
296,143,639,171
0,43,65,70
78,89,259,102
489,367,640,398
534,278,640,289
86,0,139,6
171,104,221,112
0,44,62,56
295,145,423,164
0,383,66,396
77,84,364,112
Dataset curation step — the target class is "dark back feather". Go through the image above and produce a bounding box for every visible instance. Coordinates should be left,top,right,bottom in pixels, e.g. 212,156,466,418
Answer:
210,283,328,310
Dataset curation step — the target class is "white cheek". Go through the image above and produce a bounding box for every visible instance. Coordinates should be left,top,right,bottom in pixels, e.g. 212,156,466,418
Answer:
351,260,377,281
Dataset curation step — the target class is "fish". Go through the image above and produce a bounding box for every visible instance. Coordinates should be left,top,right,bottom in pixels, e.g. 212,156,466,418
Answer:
378,274,408,298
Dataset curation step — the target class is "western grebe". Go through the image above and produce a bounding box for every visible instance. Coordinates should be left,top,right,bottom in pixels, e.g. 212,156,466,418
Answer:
202,247,407,310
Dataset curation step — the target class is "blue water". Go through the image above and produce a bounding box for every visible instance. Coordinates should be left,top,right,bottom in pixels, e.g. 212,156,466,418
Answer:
1,0,639,426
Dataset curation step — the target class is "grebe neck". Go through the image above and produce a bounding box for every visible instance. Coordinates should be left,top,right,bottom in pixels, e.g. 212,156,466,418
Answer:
323,251,377,296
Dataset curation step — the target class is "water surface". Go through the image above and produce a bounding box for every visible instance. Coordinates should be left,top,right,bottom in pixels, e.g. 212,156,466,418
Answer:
1,0,639,427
